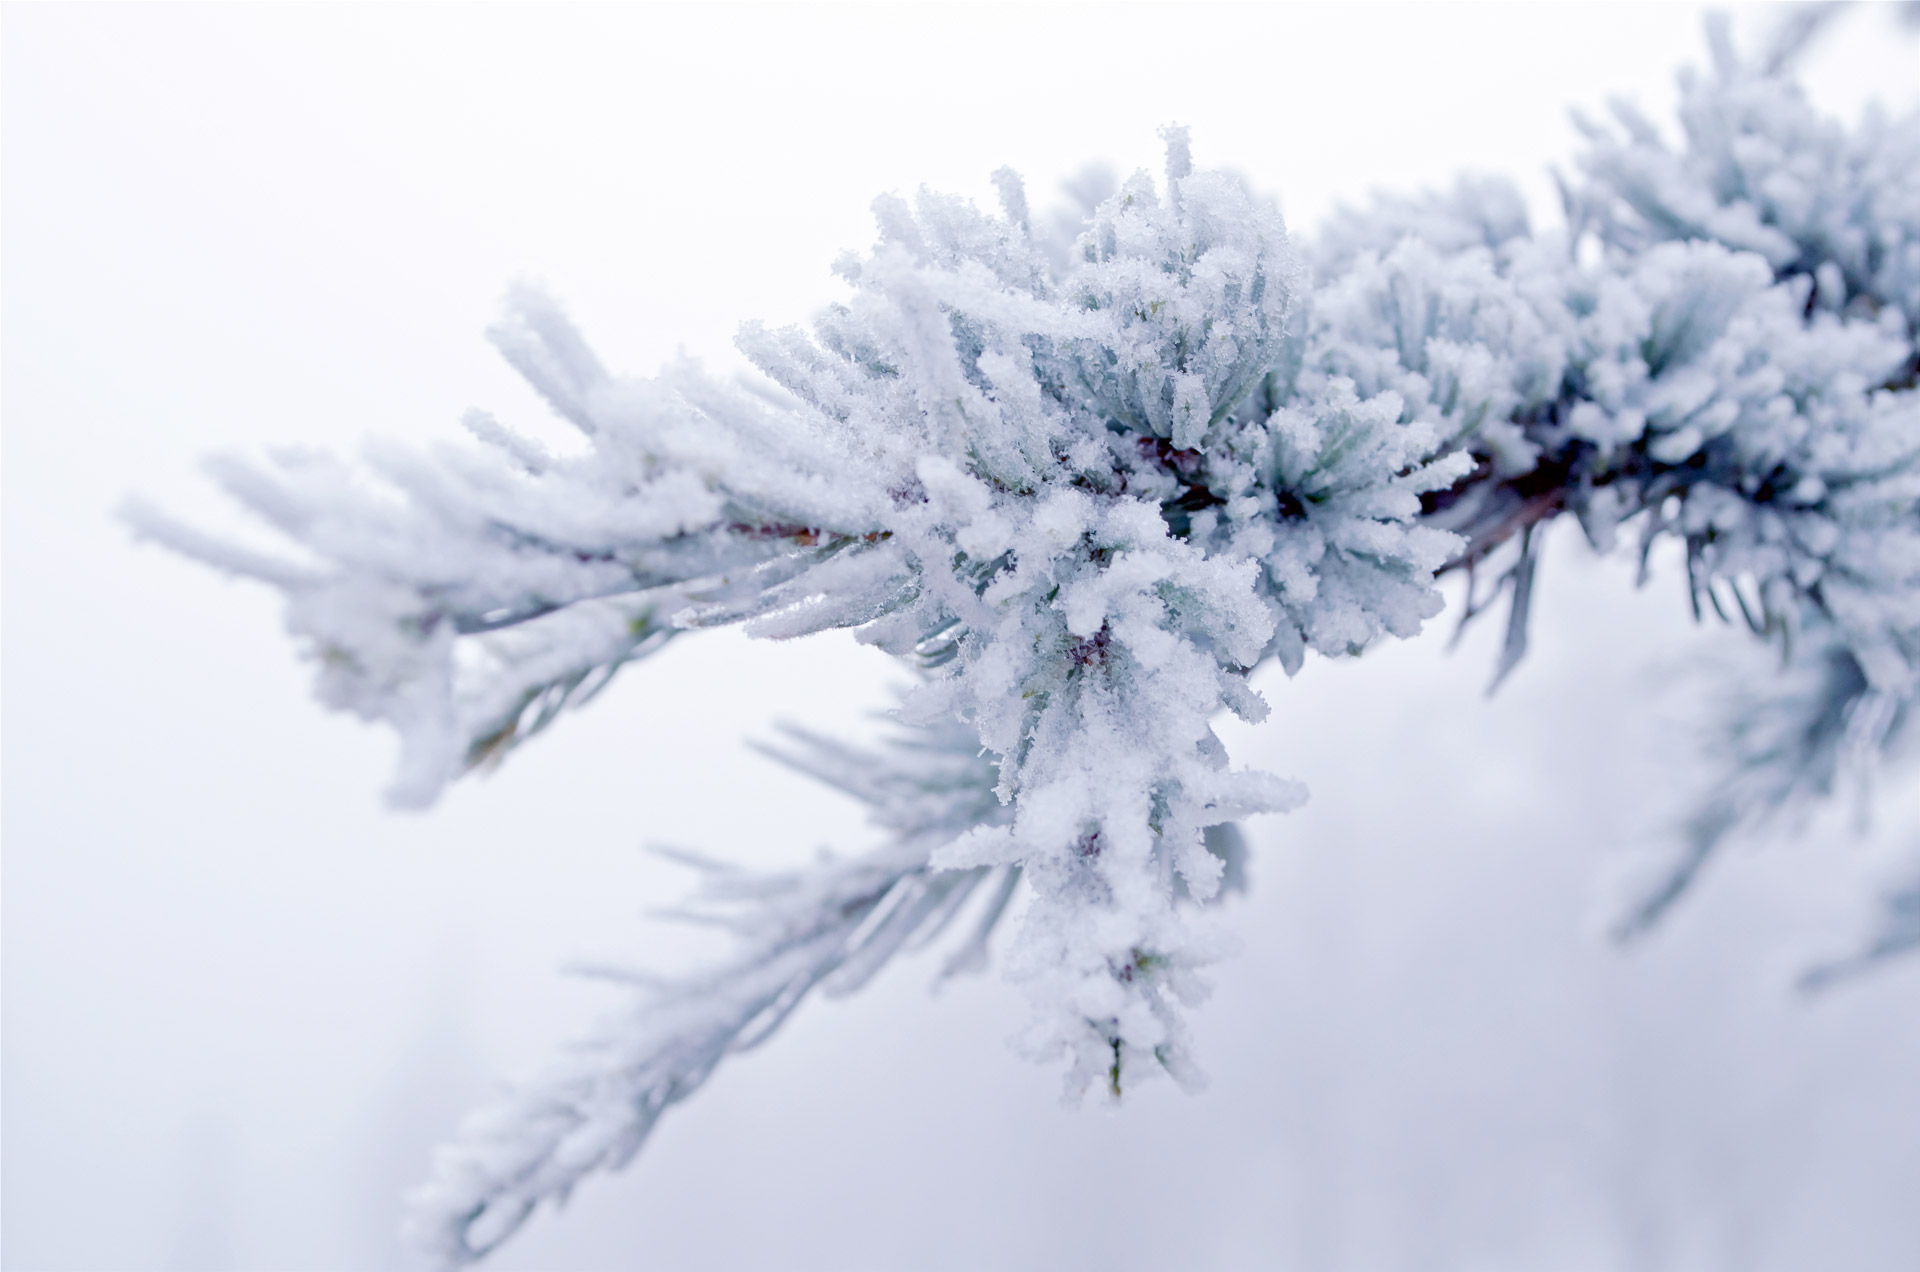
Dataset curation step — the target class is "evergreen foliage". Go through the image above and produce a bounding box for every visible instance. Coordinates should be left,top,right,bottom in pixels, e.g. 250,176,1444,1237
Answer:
130,14,1917,1265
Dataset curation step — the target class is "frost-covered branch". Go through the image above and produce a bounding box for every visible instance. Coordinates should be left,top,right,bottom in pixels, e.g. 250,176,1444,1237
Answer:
131,13,1920,1266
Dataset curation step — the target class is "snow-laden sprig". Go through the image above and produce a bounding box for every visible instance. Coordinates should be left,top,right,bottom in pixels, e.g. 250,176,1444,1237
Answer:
405,708,1016,1265
1278,12,1920,947
1559,242,1920,667
1571,11,1920,329
744,144,1315,1095
1554,17,1920,726
126,287,903,805
135,135,1473,1127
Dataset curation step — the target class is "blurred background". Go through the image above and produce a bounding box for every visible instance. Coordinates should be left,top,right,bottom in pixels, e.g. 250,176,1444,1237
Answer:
6,4,1919,1269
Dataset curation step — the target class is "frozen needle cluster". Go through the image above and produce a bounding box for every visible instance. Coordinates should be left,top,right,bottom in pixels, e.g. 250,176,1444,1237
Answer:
132,17,1917,1265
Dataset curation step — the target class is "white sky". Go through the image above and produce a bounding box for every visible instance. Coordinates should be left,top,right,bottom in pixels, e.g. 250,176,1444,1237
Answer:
6,5,1919,1270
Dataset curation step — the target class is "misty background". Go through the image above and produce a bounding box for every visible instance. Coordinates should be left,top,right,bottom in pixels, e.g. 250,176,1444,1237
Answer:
6,5,1919,1269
